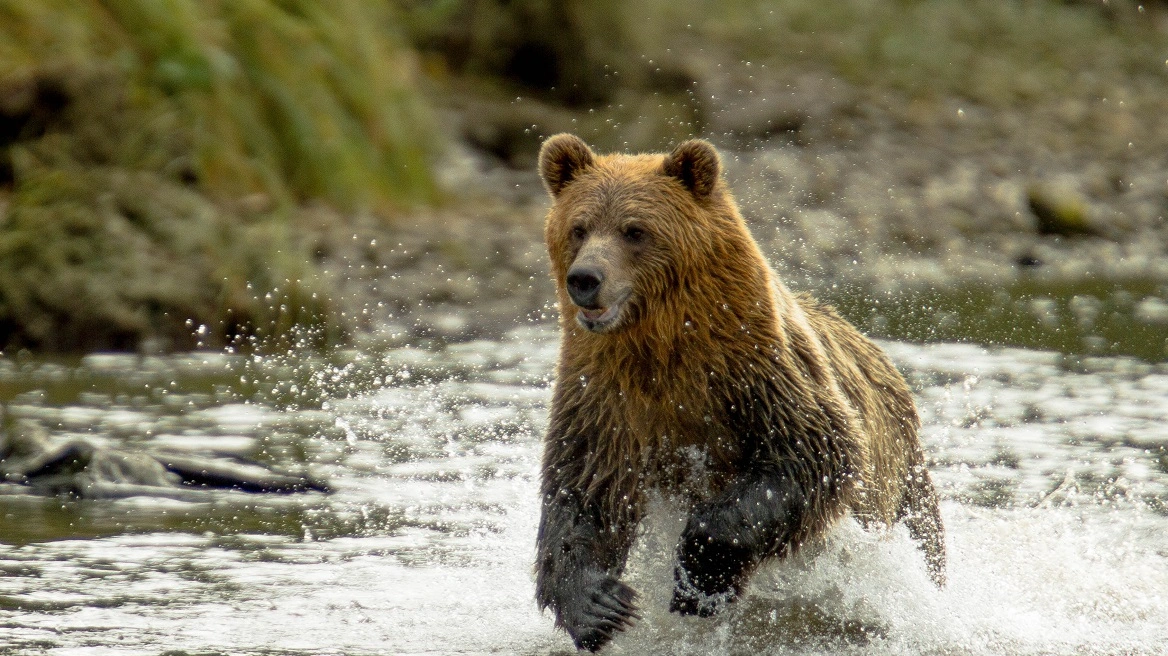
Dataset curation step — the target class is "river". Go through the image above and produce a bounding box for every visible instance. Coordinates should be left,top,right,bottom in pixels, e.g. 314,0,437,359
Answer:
1,325,1166,655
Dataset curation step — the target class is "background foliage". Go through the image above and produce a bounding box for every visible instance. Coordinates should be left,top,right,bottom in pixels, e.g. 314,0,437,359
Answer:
1,0,1166,353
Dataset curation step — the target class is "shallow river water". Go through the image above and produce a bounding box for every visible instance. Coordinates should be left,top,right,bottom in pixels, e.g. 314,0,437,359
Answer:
1,325,1166,655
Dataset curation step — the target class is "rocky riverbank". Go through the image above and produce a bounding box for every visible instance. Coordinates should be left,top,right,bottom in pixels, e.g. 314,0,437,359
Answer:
322,72,1168,360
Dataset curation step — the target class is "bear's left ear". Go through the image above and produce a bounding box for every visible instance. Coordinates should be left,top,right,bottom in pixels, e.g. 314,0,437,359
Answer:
662,139,721,200
539,133,596,197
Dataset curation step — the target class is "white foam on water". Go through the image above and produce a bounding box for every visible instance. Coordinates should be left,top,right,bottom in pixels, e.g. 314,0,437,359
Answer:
569,497,1168,656
3,333,1168,655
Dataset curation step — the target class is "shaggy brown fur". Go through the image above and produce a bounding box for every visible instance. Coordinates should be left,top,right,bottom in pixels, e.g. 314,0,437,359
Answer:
534,134,944,652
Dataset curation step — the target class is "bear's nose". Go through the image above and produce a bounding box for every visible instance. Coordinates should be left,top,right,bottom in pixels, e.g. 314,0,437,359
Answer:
566,266,604,308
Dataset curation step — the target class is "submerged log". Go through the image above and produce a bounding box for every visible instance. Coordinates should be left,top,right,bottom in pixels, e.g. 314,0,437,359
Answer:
1,416,329,499
158,454,330,494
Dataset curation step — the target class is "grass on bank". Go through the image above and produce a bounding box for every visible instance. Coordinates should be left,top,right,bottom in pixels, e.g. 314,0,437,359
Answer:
0,0,438,351
0,0,437,210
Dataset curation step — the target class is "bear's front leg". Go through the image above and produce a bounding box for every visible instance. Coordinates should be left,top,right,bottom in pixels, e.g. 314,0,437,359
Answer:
536,488,641,652
671,469,806,616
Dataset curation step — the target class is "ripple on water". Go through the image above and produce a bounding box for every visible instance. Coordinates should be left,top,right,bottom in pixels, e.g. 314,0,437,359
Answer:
0,329,1166,655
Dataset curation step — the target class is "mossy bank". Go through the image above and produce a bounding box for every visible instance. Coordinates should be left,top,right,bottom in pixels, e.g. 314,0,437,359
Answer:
0,0,434,352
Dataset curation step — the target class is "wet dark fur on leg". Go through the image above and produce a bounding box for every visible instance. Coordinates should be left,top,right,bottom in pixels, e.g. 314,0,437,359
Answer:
671,468,808,616
535,484,642,652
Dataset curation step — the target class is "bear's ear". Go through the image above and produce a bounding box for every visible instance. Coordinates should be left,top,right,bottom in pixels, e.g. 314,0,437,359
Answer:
539,133,596,197
661,139,721,200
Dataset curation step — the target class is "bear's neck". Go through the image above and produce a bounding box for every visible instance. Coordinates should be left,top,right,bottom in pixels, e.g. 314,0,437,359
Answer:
554,240,813,501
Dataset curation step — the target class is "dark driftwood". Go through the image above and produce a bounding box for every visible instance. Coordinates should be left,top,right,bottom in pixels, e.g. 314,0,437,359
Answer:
158,454,330,494
1,417,329,499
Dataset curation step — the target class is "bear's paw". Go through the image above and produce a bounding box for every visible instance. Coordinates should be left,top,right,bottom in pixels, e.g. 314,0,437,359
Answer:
557,570,641,652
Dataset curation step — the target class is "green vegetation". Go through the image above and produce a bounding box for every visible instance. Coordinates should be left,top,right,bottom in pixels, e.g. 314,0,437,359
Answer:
644,0,1167,106
0,0,436,209
0,0,436,351
400,0,629,107
2,0,1167,353
400,0,1168,157
401,0,1168,111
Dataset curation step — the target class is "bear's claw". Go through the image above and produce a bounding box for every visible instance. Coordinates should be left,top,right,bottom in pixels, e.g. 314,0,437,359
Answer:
560,571,640,652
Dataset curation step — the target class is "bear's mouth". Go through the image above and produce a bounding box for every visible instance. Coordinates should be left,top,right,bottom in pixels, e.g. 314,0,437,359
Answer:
575,292,631,333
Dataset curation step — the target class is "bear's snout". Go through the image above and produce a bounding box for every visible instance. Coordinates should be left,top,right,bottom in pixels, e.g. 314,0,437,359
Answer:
566,266,605,308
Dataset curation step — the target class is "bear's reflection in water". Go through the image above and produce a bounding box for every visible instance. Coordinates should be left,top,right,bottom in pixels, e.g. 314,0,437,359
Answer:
0,412,328,499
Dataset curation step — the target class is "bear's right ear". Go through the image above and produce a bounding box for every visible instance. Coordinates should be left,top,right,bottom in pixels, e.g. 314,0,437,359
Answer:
539,134,595,197
662,139,720,200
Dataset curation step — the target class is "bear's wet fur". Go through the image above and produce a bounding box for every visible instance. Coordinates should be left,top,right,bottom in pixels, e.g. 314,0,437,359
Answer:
534,134,945,652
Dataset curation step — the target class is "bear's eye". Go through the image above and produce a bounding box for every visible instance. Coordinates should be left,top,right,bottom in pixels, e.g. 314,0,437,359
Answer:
623,226,646,243
571,226,587,240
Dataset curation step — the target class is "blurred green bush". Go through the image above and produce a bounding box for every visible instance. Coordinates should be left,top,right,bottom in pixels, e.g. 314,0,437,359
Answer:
0,0,436,351
1,0,436,209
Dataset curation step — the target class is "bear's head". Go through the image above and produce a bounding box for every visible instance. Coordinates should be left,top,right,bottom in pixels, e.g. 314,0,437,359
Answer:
539,134,771,340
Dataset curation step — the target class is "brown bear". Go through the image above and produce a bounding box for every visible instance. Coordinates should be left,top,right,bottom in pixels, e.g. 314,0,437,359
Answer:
534,134,945,652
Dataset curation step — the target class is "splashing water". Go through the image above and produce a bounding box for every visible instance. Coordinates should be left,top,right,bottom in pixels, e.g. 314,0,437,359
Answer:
1,327,1166,654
